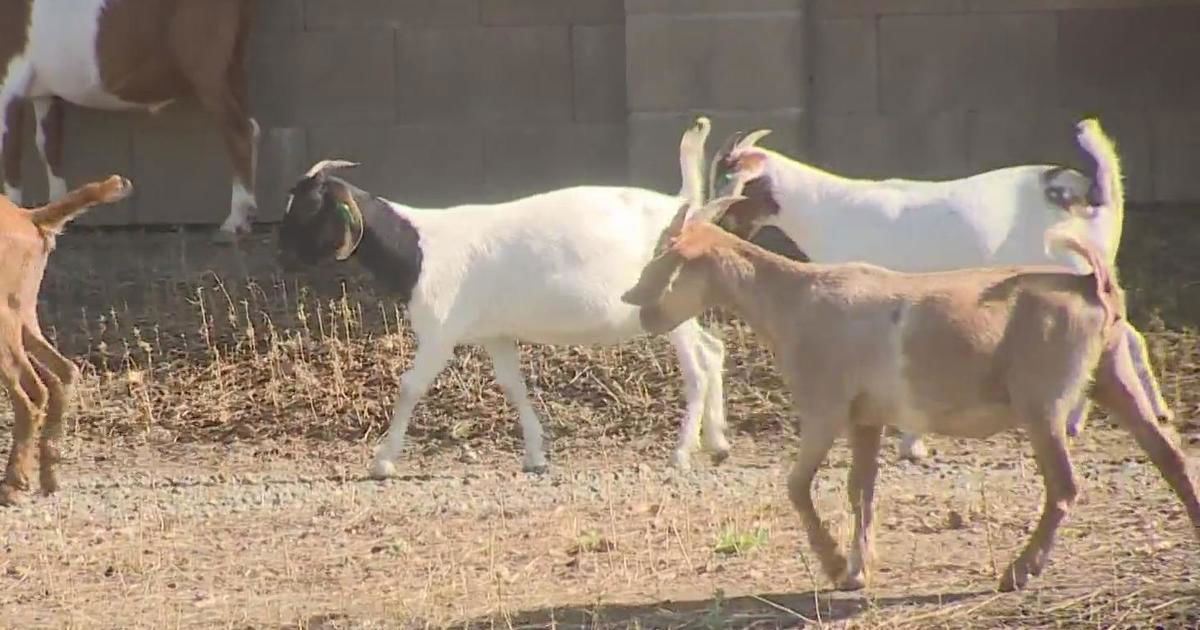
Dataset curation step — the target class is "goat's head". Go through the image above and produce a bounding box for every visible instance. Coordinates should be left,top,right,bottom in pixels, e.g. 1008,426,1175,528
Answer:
278,159,365,270
622,195,745,334
708,129,780,239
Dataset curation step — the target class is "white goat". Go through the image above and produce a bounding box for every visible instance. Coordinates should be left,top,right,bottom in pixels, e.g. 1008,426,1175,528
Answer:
621,190,1200,593
707,118,1171,460
276,119,729,477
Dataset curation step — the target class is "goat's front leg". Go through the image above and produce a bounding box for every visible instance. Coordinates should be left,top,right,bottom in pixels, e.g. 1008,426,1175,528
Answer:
1093,337,1200,536
31,97,66,201
843,423,883,590
1000,415,1077,592
1,344,48,506
483,339,548,474
787,418,845,586
1,94,25,203
370,343,453,480
1121,322,1172,423
695,326,731,464
24,327,79,495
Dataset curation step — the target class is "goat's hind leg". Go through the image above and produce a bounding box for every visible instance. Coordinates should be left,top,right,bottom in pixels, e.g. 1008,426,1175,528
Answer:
1000,411,1077,592
665,322,708,471
483,339,548,473
843,423,883,590
1092,338,1200,536
24,326,79,495
0,341,48,506
696,326,731,465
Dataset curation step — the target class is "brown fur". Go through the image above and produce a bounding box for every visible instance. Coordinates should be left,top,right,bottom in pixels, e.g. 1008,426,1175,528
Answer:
623,206,1200,593
0,175,131,506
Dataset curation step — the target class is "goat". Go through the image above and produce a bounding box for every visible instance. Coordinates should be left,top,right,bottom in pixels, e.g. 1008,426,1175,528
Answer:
620,191,1200,593
0,0,257,243
706,118,1171,461
0,174,132,506
276,119,730,477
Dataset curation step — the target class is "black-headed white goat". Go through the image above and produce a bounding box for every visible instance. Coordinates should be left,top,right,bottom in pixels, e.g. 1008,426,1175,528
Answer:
277,119,728,477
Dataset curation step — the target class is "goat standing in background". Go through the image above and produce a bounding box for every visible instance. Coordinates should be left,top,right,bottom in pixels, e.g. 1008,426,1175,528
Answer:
621,190,1200,593
707,118,1171,460
278,119,730,477
1,174,132,506
0,0,257,242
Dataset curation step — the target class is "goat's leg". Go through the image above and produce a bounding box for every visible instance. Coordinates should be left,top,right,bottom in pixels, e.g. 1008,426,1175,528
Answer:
1121,321,1172,423
1,343,48,506
897,431,929,461
1065,397,1093,438
1093,339,1200,536
483,339,548,473
696,326,731,464
843,423,883,590
665,324,708,471
23,326,79,495
999,415,1077,592
370,343,453,480
31,96,66,201
787,419,846,585
2,96,24,203
184,64,258,241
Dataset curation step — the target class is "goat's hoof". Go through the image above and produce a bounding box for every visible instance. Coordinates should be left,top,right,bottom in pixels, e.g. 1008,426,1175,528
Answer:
836,572,867,591
0,484,28,507
998,566,1030,592
38,471,59,495
522,463,549,475
211,226,249,245
899,438,928,461
670,451,693,472
369,459,397,480
710,448,731,466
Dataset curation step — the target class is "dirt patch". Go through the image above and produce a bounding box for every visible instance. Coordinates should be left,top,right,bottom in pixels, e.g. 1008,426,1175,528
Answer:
1,207,1199,628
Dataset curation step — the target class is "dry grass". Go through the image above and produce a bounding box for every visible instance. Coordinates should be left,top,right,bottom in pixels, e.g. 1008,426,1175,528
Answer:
1,207,1199,628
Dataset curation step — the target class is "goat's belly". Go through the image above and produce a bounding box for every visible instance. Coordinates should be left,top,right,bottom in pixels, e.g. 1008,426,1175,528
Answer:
923,405,1016,439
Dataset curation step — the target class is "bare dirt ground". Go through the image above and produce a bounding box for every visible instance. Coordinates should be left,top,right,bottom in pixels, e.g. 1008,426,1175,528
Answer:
2,208,1200,629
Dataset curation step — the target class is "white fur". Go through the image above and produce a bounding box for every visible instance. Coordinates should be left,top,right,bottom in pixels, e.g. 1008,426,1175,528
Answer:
720,120,1168,459
360,119,730,475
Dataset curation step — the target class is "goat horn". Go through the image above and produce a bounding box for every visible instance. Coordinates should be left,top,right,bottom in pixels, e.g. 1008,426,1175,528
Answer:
735,129,772,150
305,159,360,178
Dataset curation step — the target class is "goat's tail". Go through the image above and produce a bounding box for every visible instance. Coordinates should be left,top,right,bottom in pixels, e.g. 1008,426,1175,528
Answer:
1045,220,1119,330
1075,118,1125,250
30,175,133,234
678,116,711,205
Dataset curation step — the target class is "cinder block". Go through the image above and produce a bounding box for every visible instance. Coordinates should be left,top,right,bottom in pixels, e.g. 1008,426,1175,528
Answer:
1152,112,1200,203
62,107,137,227
1058,7,1200,110
812,0,965,17
967,108,1154,202
396,26,572,123
304,0,480,30
628,110,806,194
307,124,486,207
255,127,309,222
811,111,969,180
626,0,803,14
129,101,232,226
573,25,626,122
626,13,806,112
481,0,623,25
812,18,878,114
968,0,1192,12
879,12,1056,113
253,0,304,32
482,123,627,201
248,30,396,127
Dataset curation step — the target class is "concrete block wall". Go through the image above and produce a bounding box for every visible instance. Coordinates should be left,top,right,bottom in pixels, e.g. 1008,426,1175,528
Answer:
10,0,1200,228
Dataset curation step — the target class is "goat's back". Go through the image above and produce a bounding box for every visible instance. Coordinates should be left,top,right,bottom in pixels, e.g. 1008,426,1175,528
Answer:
0,201,51,323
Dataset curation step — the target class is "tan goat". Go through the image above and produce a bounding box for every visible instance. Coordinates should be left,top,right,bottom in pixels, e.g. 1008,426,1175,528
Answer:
622,195,1200,592
0,175,131,506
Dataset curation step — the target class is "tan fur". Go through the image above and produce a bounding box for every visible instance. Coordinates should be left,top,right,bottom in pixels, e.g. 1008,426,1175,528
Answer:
0,175,131,506
624,204,1200,592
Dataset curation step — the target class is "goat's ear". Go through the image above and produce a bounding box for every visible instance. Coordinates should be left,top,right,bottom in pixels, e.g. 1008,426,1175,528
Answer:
333,193,365,261
689,195,747,225
622,251,684,307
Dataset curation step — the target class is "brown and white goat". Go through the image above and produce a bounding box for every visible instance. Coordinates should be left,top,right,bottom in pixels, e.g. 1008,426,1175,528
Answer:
622,195,1200,592
0,174,132,506
0,0,257,242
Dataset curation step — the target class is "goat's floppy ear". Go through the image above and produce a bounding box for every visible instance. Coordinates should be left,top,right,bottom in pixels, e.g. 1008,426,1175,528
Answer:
621,251,685,308
332,192,365,261
305,159,360,180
